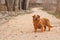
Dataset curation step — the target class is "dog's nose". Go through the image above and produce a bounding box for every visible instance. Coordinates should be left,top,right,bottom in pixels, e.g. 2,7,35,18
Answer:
35,18,37,20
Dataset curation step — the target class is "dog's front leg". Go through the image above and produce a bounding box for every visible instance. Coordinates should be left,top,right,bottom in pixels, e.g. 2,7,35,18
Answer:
34,25,37,32
40,24,45,32
48,26,50,31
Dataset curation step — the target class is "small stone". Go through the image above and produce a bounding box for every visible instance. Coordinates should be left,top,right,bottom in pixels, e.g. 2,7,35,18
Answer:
35,35,38,37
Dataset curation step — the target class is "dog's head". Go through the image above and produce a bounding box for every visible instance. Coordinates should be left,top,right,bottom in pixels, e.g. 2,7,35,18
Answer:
32,15,40,22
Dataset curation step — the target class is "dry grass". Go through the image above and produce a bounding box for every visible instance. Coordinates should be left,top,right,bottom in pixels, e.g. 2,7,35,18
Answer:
0,10,32,25
49,12,60,19
0,4,7,11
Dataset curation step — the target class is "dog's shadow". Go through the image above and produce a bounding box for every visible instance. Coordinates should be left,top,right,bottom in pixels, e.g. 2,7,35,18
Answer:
34,29,51,33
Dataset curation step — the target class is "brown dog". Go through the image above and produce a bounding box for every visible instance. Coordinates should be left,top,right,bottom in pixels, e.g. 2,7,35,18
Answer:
32,15,52,32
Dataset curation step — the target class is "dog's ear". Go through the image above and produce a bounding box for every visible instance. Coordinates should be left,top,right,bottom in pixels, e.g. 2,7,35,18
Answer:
32,15,35,18
37,15,40,18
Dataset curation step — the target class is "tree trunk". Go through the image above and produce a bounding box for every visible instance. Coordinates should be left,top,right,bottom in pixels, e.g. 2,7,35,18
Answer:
5,0,14,11
43,0,50,10
0,0,1,4
1,0,5,4
14,0,19,11
22,0,26,10
26,0,29,10
55,0,60,13
22,0,29,10
19,0,22,10
0,0,5,4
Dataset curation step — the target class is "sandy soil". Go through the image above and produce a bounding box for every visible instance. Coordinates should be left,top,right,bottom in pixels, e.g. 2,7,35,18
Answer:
0,8,60,40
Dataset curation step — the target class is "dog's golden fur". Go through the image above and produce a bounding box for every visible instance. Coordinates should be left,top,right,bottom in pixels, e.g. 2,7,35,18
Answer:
32,15,52,32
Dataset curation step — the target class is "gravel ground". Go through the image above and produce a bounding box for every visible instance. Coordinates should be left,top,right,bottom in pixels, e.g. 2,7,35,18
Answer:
0,8,60,40
0,10,31,25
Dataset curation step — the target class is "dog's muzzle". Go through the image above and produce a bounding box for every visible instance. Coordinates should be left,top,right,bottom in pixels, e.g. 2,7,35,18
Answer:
35,18,37,20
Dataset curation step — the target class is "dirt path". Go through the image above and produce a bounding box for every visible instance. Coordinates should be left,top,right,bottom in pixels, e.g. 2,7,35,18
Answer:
0,8,60,40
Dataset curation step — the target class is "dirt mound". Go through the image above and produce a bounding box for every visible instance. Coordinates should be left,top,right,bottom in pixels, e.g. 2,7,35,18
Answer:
0,4,7,11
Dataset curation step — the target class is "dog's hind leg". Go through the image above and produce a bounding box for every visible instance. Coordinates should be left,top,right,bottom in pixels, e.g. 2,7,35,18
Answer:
46,21,52,31
44,26,46,31
47,24,51,31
